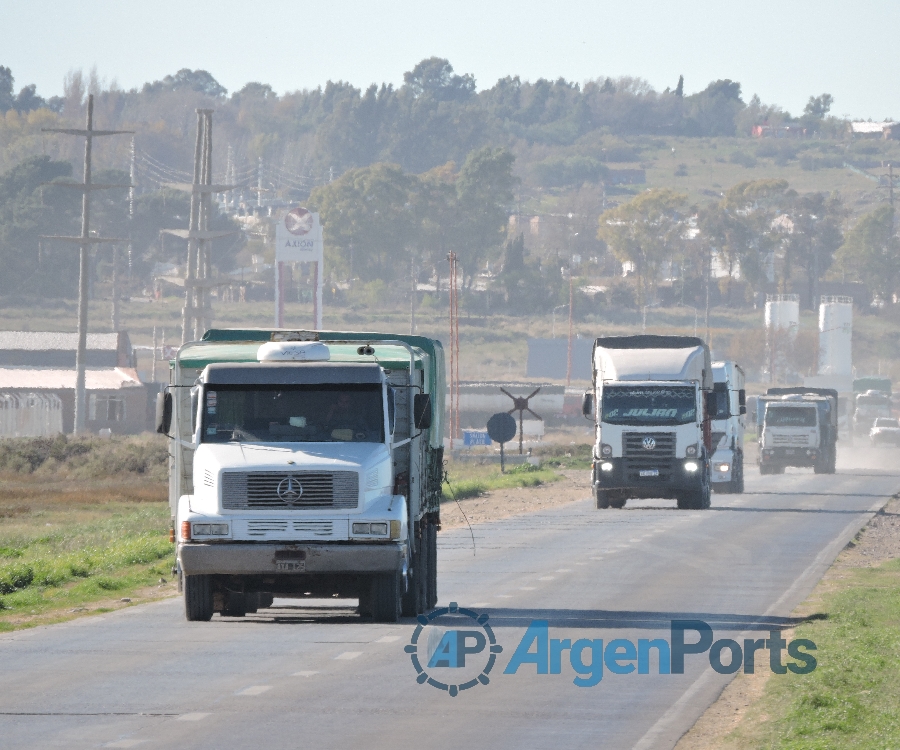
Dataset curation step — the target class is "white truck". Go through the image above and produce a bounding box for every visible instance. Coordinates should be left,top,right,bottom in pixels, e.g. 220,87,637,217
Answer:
710,361,746,494
156,329,445,623
757,388,838,474
582,335,714,510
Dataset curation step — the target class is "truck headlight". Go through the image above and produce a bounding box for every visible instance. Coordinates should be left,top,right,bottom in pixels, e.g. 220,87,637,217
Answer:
684,461,699,472
369,522,388,535
352,522,370,534
600,443,613,457
717,463,730,472
600,462,613,472
192,523,229,536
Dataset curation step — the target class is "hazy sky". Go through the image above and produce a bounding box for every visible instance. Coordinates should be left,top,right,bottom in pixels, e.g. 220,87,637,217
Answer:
2,0,897,120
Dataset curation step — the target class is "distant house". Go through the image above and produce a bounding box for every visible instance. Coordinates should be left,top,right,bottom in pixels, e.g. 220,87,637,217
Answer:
849,121,899,139
0,331,147,436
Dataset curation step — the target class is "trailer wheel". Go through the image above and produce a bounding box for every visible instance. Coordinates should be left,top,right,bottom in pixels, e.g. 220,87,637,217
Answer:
426,520,438,610
184,574,213,622
371,572,402,623
595,488,610,509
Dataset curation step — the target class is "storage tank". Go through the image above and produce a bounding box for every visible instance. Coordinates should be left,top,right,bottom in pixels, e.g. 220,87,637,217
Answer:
765,294,800,336
818,296,853,376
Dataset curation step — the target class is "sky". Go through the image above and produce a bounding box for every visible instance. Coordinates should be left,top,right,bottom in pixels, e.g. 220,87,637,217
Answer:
1,0,898,120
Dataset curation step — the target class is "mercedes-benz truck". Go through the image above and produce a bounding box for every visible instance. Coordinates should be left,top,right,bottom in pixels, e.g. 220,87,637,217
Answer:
710,361,746,493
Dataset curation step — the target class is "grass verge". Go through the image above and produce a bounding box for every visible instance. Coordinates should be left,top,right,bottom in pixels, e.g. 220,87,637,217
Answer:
442,462,562,501
725,559,900,748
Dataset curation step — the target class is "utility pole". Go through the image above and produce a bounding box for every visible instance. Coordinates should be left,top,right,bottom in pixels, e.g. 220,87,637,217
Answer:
162,110,236,344
41,94,132,434
448,252,460,449
565,273,574,386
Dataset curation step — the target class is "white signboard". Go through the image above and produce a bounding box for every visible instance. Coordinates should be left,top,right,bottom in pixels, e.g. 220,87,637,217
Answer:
276,207,323,263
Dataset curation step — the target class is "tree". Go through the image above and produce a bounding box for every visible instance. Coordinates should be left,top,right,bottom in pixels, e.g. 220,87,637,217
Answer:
781,192,845,307
674,75,684,98
597,189,689,304
403,58,475,102
454,147,517,285
0,66,14,112
836,204,898,305
142,69,227,97
803,93,833,120
684,79,744,136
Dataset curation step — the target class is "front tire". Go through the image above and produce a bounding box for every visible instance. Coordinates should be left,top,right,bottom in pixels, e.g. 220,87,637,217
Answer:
184,574,213,622
401,533,427,617
371,572,402,623
608,493,627,509
426,520,438,610
595,487,610,509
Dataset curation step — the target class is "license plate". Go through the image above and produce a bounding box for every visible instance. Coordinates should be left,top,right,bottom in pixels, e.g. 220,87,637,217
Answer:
639,469,659,477
275,560,306,573
785,449,795,455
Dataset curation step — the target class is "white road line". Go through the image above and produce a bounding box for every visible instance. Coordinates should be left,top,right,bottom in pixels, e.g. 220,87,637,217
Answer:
538,576,555,581
375,636,401,643
555,568,572,573
236,685,272,696
104,741,146,748
471,602,491,607
519,586,536,590
334,651,362,660
291,671,319,677
176,713,210,722
497,594,514,598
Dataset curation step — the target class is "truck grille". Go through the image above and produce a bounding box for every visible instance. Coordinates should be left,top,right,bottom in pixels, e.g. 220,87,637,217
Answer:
245,520,335,538
623,432,676,457
772,434,809,446
222,471,359,509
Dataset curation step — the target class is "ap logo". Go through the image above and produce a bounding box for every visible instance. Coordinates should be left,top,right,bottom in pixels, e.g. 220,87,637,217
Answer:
406,602,502,696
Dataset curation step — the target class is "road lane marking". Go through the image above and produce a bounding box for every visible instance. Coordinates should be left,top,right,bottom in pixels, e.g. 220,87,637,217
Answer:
519,586,536,590
291,671,319,677
497,594,514,598
236,685,272,696
556,568,572,573
471,602,491,607
375,636,401,643
335,652,362,660
538,576,555,581
176,713,210,722
104,741,146,748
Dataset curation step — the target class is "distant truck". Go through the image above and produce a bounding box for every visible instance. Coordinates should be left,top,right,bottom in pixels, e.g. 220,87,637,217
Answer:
157,329,445,623
758,387,838,474
852,389,892,436
583,335,714,510
710,361,746,494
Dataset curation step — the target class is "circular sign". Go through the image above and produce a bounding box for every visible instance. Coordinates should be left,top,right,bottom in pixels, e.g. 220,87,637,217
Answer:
284,207,314,236
486,412,517,445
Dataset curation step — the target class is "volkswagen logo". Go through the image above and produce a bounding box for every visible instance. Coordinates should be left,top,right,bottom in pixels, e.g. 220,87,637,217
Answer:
641,436,657,451
277,475,303,504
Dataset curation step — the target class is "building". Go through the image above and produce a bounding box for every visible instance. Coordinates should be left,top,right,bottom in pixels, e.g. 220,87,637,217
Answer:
0,331,148,437
849,121,899,139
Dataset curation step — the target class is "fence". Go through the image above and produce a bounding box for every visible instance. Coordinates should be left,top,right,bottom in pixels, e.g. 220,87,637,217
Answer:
0,393,64,437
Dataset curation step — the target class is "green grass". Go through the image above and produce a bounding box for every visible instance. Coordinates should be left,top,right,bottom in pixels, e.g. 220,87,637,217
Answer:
730,559,900,748
441,461,561,501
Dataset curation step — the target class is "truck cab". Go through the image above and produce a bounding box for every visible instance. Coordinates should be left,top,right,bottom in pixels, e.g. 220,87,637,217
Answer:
159,330,445,623
710,361,746,494
759,388,838,475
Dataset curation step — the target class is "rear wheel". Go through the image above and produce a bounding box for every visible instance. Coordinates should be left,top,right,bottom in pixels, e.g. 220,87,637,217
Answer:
371,572,402,623
401,533,427,616
594,487,610,509
221,592,247,618
184,574,213,622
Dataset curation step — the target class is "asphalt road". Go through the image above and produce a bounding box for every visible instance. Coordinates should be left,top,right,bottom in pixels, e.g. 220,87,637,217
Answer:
2,462,898,750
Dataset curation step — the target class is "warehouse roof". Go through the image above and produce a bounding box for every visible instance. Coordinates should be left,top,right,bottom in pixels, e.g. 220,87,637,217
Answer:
0,332,122,351
0,367,143,390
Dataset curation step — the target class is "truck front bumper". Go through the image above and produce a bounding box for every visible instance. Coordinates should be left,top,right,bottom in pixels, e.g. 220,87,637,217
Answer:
593,457,705,496
179,541,406,576
760,447,817,466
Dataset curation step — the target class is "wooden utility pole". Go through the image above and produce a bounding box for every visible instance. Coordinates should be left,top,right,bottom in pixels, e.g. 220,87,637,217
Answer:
41,95,132,434
565,273,574,386
162,110,236,343
448,252,460,449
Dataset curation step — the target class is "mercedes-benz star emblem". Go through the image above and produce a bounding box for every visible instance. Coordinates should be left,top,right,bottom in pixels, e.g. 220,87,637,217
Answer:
277,476,303,503
642,437,657,451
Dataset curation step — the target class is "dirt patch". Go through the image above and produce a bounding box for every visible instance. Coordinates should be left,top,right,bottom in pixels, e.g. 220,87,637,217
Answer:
674,494,900,750
440,469,591,529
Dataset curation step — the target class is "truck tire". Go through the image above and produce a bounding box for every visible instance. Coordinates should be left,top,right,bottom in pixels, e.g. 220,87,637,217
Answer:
184,574,213,622
595,487,610,509
256,593,274,609
734,458,745,493
371,572,402,623
222,592,247,617
401,538,427,617
426,521,438,610
608,493,627,509
677,484,710,510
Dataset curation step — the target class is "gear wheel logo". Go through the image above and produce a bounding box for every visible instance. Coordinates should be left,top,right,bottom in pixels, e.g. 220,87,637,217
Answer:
405,602,502,696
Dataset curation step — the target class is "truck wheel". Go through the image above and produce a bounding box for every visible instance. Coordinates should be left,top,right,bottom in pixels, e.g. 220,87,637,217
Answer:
371,572,402,623
734,460,745,493
401,540,427,617
426,520,438,610
184,574,213,622
608,493,626,509
595,488,610,509
256,593,274,609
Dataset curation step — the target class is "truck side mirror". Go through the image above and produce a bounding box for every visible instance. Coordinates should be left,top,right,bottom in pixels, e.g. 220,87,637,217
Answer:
414,393,432,430
738,389,746,407
155,390,172,435
739,405,747,415
704,391,718,418
582,392,594,418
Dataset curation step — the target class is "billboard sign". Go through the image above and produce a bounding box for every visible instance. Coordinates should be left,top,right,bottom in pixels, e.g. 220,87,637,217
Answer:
276,207,323,263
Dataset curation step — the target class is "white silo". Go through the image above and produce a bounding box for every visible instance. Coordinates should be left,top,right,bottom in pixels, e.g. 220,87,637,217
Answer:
818,296,853,376
764,294,800,382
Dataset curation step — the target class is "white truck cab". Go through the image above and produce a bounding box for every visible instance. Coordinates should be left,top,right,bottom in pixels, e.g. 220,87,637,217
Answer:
710,361,746,493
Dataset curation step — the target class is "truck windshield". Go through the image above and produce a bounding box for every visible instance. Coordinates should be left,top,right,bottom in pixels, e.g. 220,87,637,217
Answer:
765,407,817,427
201,384,385,443
601,385,697,425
